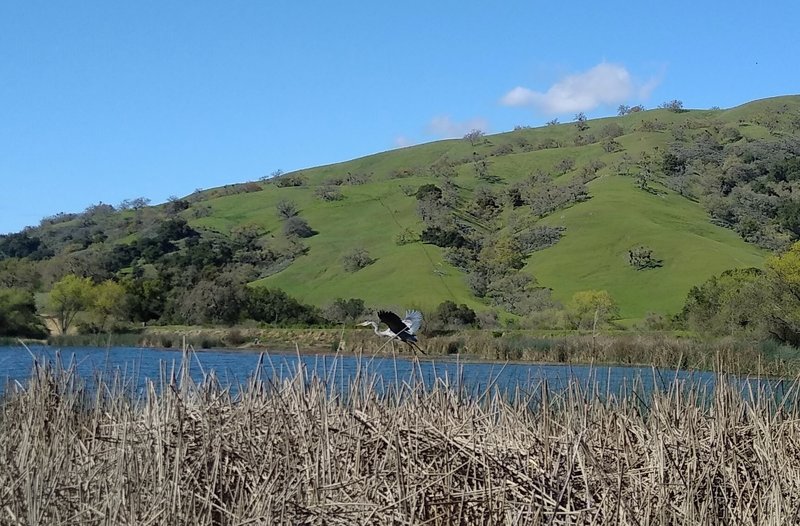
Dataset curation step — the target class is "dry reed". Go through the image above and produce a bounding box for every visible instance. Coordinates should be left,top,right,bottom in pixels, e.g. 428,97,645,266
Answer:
2,350,800,525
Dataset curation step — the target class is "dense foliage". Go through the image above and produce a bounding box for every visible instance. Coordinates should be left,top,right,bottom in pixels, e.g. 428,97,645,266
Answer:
663,135,800,250
0,288,47,338
677,242,800,346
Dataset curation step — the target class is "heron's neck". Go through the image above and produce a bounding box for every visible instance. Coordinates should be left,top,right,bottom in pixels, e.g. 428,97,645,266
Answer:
368,321,380,335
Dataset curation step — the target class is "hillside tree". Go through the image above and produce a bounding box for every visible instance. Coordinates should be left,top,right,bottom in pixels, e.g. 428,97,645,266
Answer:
567,290,619,330
463,129,485,146
48,274,96,334
574,112,589,131
91,279,127,332
283,216,315,238
342,248,375,272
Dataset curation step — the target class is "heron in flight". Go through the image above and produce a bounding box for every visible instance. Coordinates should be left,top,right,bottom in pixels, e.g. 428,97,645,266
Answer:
359,309,425,354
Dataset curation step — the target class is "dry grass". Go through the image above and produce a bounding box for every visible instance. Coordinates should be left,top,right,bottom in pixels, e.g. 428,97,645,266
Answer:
2,350,800,525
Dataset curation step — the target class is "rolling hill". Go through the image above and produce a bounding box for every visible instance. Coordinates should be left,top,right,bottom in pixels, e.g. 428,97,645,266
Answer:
7,95,800,323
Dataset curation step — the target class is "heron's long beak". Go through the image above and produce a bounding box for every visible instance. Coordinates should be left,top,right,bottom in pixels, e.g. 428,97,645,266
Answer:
357,321,371,326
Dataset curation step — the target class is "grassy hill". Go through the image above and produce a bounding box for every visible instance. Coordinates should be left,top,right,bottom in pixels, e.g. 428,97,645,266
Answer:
10,95,800,323
191,100,797,317
529,175,763,319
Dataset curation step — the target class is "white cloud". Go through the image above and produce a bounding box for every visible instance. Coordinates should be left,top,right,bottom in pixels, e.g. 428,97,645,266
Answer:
426,115,489,139
500,86,538,107
500,62,661,115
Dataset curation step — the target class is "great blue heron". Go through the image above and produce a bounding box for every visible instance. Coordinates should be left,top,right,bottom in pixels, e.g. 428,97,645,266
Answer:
359,309,425,354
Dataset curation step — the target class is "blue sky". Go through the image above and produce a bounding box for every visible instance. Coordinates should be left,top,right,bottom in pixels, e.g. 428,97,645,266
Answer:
2,0,798,234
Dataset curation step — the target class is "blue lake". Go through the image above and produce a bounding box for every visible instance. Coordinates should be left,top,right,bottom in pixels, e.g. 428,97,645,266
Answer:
0,344,787,402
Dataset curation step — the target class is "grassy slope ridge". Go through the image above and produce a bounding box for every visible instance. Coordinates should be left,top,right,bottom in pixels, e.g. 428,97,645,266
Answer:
184,98,800,318
530,175,763,318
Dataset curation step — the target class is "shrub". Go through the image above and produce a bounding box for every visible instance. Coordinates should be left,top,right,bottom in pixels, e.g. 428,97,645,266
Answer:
516,226,565,254
639,312,671,331
580,159,606,179
600,123,624,139
602,138,622,153
639,120,667,132
432,300,477,330
491,143,514,156
421,227,470,248
537,138,560,149
343,172,371,185
428,158,457,178
627,245,662,270
554,158,575,174
342,248,374,272
322,298,365,324
274,172,306,187
283,217,314,239
276,200,299,220
314,186,343,201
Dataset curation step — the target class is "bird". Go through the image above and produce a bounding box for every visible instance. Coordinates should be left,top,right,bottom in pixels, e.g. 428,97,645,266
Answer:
358,309,425,354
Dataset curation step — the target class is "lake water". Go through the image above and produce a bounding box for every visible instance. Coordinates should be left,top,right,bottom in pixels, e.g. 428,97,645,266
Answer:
0,344,738,401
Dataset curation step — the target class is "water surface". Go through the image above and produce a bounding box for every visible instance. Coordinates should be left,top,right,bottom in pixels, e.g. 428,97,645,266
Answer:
0,344,726,399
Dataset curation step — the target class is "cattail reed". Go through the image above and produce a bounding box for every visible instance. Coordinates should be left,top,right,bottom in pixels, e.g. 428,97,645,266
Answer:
2,350,799,525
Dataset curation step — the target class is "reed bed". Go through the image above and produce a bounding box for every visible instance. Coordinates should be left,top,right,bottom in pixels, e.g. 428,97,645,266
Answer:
420,332,786,374
2,352,800,525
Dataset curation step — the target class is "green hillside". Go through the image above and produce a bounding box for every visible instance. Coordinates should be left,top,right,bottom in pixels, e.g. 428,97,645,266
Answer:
529,175,763,318
5,95,800,324
194,99,798,317
195,178,472,309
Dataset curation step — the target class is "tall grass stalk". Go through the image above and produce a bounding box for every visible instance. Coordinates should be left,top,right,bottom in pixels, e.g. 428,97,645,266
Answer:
2,350,800,525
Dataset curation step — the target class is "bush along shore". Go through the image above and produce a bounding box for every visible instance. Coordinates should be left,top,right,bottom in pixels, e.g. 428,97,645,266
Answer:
44,327,800,377
2,351,800,525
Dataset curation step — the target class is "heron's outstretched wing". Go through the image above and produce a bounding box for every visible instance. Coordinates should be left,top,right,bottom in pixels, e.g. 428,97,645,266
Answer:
377,310,408,335
402,310,423,335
